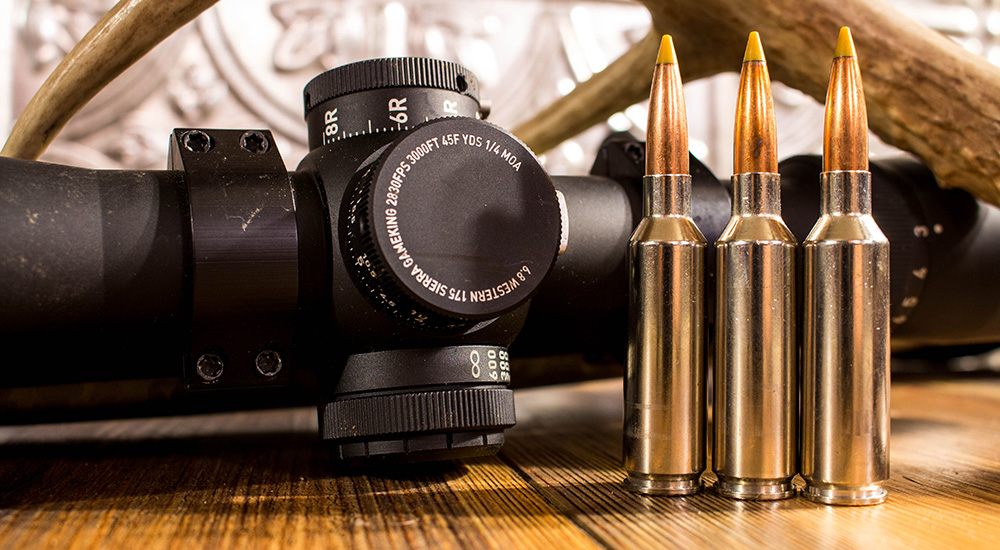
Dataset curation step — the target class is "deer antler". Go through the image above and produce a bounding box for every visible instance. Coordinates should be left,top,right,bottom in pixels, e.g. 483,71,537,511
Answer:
0,0,219,161
515,0,1000,208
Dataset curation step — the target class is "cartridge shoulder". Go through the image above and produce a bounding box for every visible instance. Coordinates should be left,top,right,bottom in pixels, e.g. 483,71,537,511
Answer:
630,216,707,245
804,214,889,245
716,214,797,245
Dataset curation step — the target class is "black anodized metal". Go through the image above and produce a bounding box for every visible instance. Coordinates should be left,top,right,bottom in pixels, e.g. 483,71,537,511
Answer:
170,129,299,390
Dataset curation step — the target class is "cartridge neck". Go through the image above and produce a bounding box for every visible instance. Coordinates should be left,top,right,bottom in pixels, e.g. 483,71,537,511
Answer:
820,170,871,215
731,173,781,216
643,174,692,217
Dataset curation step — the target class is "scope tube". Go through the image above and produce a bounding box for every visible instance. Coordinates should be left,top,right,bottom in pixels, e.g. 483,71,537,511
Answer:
0,156,326,389
4,153,1000,402
0,158,188,385
781,155,1000,351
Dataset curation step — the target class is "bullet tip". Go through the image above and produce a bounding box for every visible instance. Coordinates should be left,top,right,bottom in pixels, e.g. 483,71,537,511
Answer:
743,31,765,62
835,27,856,58
656,35,677,64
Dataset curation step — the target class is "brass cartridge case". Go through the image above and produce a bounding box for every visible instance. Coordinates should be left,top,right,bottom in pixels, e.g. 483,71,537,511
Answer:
624,174,707,495
801,170,890,505
713,172,798,500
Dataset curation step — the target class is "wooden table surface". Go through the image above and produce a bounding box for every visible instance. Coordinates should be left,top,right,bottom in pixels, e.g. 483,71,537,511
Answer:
1,374,998,549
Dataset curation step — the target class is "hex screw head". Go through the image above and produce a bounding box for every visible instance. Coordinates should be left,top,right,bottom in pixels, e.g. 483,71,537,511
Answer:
255,349,282,377
196,353,224,381
240,131,269,154
624,142,644,163
182,130,213,153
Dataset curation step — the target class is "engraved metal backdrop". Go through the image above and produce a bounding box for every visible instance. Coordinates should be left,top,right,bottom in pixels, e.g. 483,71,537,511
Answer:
2,0,997,176
4,0,649,175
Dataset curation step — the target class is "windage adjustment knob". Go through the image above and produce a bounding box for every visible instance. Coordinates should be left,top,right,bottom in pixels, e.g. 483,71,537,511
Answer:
342,117,561,330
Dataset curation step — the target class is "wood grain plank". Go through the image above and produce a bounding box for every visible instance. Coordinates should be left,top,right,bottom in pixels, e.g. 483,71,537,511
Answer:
501,377,1000,549
0,408,602,550
1,376,998,549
